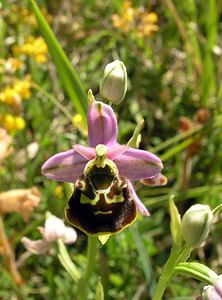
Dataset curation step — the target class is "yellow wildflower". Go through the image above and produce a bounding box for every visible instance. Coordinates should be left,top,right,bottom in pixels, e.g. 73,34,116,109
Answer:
0,77,31,109
35,54,47,64
21,8,36,26
72,114,87,135
0,114,25,132
14,116,25,130
13,77,31,100
112,1,158,38
72,114,83,127
0,114,15,131
14,37,48,64
143,12,158,23
112,1,134,33
137,12,159,38
0,87,21,107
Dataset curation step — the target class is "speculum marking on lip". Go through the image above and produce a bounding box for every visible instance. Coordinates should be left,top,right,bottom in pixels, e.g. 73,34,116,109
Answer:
65,176,137,235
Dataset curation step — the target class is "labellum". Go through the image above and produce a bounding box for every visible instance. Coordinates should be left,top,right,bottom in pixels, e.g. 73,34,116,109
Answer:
65,159,137,235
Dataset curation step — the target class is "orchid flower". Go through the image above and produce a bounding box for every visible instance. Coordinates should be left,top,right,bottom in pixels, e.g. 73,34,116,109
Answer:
196,275,222,300
41,100,163,235
21,214,77,254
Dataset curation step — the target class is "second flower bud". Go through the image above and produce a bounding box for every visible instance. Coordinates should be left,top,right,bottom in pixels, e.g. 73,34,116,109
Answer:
100,60,127,104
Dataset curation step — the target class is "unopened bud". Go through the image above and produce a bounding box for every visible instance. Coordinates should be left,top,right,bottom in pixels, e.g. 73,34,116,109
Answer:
181,204,213,248
100,60,127,104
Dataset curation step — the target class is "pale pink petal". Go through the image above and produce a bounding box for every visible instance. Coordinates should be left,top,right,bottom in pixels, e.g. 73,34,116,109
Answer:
129,182,150,216
73,144,95,160
41,149,88,183
21,237,51,255
114,148,163,180
215,275,222,297
44,215,65,242
87,101,117,147
203,286,222,300
62,227,77,244
107,144,128,160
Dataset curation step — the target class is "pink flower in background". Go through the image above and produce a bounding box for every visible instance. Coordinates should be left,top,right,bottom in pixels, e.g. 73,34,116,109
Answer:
22,214,77,254
196,275,222,300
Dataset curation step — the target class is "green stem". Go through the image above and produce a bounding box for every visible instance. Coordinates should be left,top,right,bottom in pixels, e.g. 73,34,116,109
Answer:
77,236,98,300
153,245,191,300
85,236,98,280
31,82,74,122
57,239,81,283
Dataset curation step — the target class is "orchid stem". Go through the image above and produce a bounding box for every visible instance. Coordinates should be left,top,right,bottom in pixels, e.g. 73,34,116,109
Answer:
153,245,191,300
77,236,98,300
85,236,98,280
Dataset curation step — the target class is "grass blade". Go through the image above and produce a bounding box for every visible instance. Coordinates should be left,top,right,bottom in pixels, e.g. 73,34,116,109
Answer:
29,0,88,122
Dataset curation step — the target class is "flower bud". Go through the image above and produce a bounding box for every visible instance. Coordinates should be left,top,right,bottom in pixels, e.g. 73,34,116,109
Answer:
181,204,213,248
100,60,127,104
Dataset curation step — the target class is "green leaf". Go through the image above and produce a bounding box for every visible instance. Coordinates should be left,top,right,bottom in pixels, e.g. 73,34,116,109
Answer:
57,239,81,283
95,278,104,300
212,203,222,217
130,226,156,297
29,0,87,123
169,196,182,247
0,17,6,58
174,262,218,285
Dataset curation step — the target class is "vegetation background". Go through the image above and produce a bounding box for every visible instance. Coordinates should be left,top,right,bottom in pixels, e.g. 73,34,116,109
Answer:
1,0,222,299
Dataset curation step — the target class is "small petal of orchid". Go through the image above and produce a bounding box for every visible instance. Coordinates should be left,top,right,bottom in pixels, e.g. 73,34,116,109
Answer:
107,144,129,160
21,237,51,255
73,145,95,160
141,173,168,186
87,101,118,147
44,215,65,242
62,227,77,244
41,149,88,183
114,148,163,181
129,182,150,216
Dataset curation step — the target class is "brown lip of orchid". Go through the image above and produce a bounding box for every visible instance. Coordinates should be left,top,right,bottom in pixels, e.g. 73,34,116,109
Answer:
41,100,163,235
